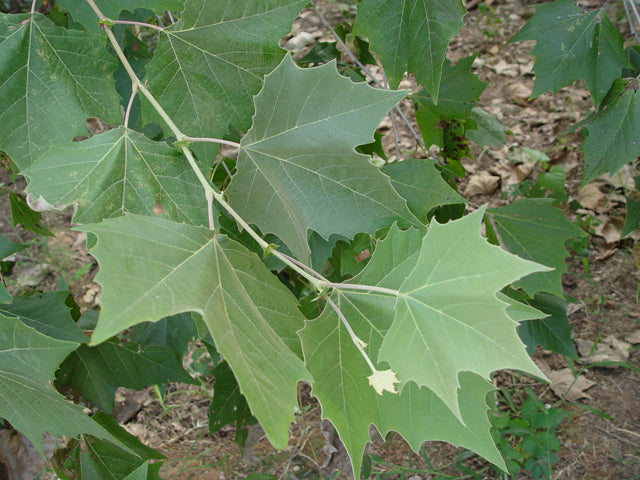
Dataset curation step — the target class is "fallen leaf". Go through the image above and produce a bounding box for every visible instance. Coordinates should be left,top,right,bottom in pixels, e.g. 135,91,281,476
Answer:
464,171,500,196
576,335,631,365
626,329,640,344
578,183,605,210
546,368,596,401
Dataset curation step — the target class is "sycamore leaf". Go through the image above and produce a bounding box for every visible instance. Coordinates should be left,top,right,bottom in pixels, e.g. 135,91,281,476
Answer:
487,198,586,297
59,341,196,414
0,315,125,455
78,214,311,448
0,13,120,171
58,0,184,33
0,291,87,343
510,0,627,105
383,158,466,224
514,292,577,358
581,78,640,184
143,0,308,161
413,55,487,148
23,127,209,226
299,225,505,479
379,208,548,420
227,55,420,262
353,0,466,97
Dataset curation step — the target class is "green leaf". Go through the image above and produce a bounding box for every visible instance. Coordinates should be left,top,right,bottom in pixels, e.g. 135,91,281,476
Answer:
383,158,465,224
143,0,308,160
9,191,53,236
129,312,198,357
58,0,184,32
488,198,586,297
299,225,505,478
622,196,640,237
581,78,640,184
227,55,420,262
209,360,256,448
92,412,165,461
0,13,120,170
514,292,577,358
465,107,508,148
353,0,466,96
78,214,311,448
0,315,124,455
413,55,487,148
0,233,26,259
24,127,209,226
379,208,548,420
0,290,88,343
59,340,196,413
510,0,627,105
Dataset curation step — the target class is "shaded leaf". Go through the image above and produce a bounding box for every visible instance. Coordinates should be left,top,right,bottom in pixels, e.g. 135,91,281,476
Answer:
78,214,311,448
9,191,53,236
413,55,486,148
465,107,509,148
227,55,420,262
0,291,87,343
0,13,120,170
488,198,587,297
622,196,640,237
0,233,26,259
379,208,548,420
24,127,209,226
383,158,465,224
510,0,627,105
353,0,466,97
59,340,196,413
581,78,640,184
0,315,124,455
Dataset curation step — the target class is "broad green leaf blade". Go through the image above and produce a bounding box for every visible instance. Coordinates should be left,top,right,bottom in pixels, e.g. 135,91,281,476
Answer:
0,291,88,343
353,0,466,96
465,107,508,148
9,191,53,236
581,78,640,184
59,341,196,413
58,0,184,33
209,360,256,443
383,158,466,223
129,312,198,356
0,315,123,455
510,0,627,105
143,0,307,159
0,233,26,260
622,196,640,237
24,127,209,226
78,215,311,448
488,198,586,297
413,55,487,148
380,208,549,420
0,13,120,171
227,55,420,262
515,292,577,358
299,225,504,479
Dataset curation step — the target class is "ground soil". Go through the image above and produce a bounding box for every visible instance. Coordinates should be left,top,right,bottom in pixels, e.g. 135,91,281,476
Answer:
1,1,639,479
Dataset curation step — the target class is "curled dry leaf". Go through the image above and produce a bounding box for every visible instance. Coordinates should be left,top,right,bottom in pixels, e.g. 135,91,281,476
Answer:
576,335,631,365
578,183,606,210
546,368,596,402
464,171,501,196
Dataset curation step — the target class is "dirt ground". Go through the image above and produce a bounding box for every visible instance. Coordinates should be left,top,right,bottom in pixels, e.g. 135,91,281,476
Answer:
1,1,640,479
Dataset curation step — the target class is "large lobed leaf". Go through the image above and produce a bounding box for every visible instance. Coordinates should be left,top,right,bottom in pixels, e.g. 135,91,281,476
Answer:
23,127,209,226
510,0,627,105
581,78,640,184
227,55,420,263
0,315,125,455
353,0,466,98
379,208,549,420
488,198,586,297
300,224,506,478
79,215,311,448
0,13,121,171
143,0,308,160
